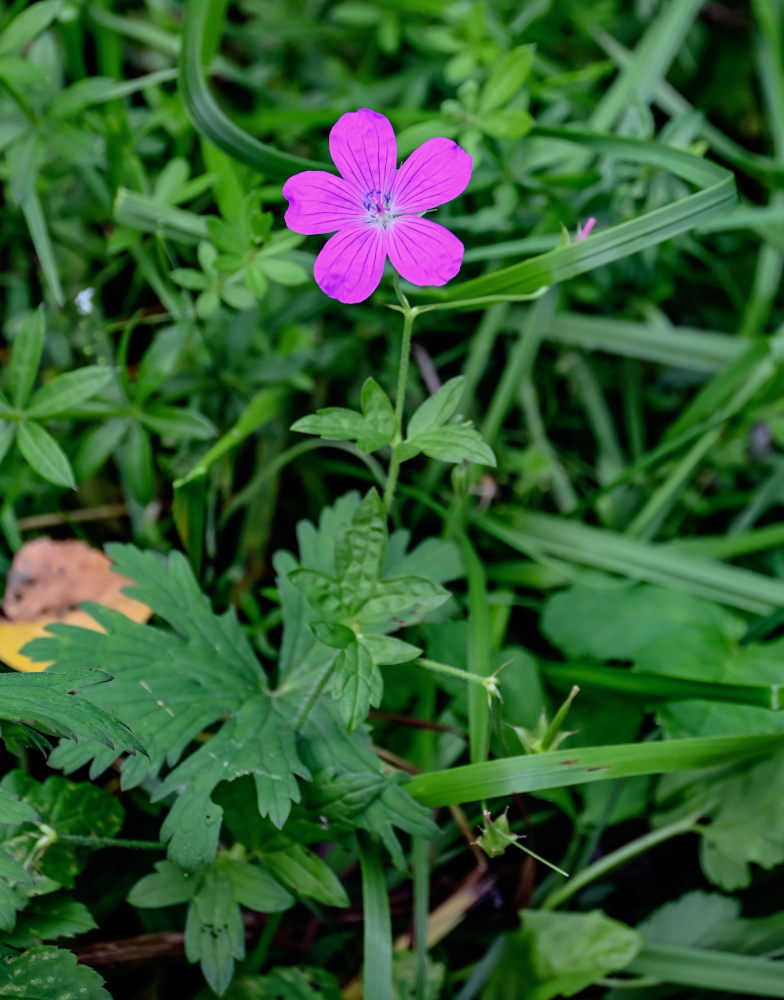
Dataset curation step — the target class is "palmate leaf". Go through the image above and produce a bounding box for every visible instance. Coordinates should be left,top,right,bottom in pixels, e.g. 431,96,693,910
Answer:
288,490,450,729
27,548,308,868
0,945,110,1000
0,668,147,756
130,854,293,996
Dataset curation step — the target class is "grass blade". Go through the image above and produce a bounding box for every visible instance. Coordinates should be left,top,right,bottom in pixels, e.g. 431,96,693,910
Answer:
406,733,784,807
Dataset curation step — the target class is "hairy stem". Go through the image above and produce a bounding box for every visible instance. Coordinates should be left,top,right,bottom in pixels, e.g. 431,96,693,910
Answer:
384,274,417,512
540,813,700,910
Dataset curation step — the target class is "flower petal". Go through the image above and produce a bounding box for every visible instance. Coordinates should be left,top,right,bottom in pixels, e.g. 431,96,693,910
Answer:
392,138,472,213
282,170,362,235
386,216,464,287
329,109,397,199
314,224,387,303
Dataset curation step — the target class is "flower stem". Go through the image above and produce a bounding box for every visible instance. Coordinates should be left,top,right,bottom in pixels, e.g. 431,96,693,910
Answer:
540,813,700,911
384,274,417,512
416,657,498,699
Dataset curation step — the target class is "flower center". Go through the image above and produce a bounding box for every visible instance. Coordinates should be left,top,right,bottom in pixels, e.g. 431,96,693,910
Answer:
363,189,396,228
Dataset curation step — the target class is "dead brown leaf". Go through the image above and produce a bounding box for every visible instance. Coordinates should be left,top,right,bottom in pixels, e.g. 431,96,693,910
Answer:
0,538,151,672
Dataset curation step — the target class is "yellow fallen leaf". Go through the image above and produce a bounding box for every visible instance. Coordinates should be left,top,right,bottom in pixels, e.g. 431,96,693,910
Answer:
0,538,152,672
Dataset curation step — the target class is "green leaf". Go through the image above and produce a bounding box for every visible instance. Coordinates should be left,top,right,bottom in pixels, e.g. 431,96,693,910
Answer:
221,858,293,912
309,621,355,649
255,257,308,285
8,309,44,408
0,423,14,466
259,845,349,907
2,896,97,948
627,944,784,997
0,945,110,999
357,577,450,627
0,791,38,827
139,406,217,441
0,669,147,755
25,366,114,418
409,423,496,466
484,910,641,1000
432,125,736,303
407,376,465,439
481,108,534,138
127,861,196,908
0,2,62,57
15,422,75,489
175,388,284,487
292,378,395,454
479,45,535,113
406,733,784,807
335,489,387,612
290,569,346,623
640,890,784,954
155,698,309,866
657,751,784,889
333,641,382,732
184,863,245,996
72,418,128,481
0,771,124,890
179,0,328,177
221,967,342,999
121,422,155,503
29,548,307,868
358,634,421,665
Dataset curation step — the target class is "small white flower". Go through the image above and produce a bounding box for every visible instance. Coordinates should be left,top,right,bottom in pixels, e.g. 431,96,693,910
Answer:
75,287,95,315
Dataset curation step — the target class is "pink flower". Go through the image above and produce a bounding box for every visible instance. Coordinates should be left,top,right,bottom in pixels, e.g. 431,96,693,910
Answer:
282,109,472,304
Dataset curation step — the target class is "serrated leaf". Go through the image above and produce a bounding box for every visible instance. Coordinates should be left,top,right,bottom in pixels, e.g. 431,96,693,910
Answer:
300,701,437,869
0,790,38,827
407,376,465,439
7,309,44,408
184,864,244,997
357,577,450,627
223,966,342,999
127,860,197,908
0,669,147,754
292,378,394,453
25,366,114,418
334,489,386,612
333,642,382,732
260,844,348,907
0,945,111,999
290,569,346,622
409,423,496,466
2,896,97,948
0,771,124,889
16,422,75,488
155,698,310,867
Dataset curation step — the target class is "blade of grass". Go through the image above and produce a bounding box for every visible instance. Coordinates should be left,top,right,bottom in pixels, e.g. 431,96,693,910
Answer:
626,944,784,996
541,661,784,711
179,0,330,176
406,733,784,807
431,126,736,302
475,510,784,614
358,832,392,1000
